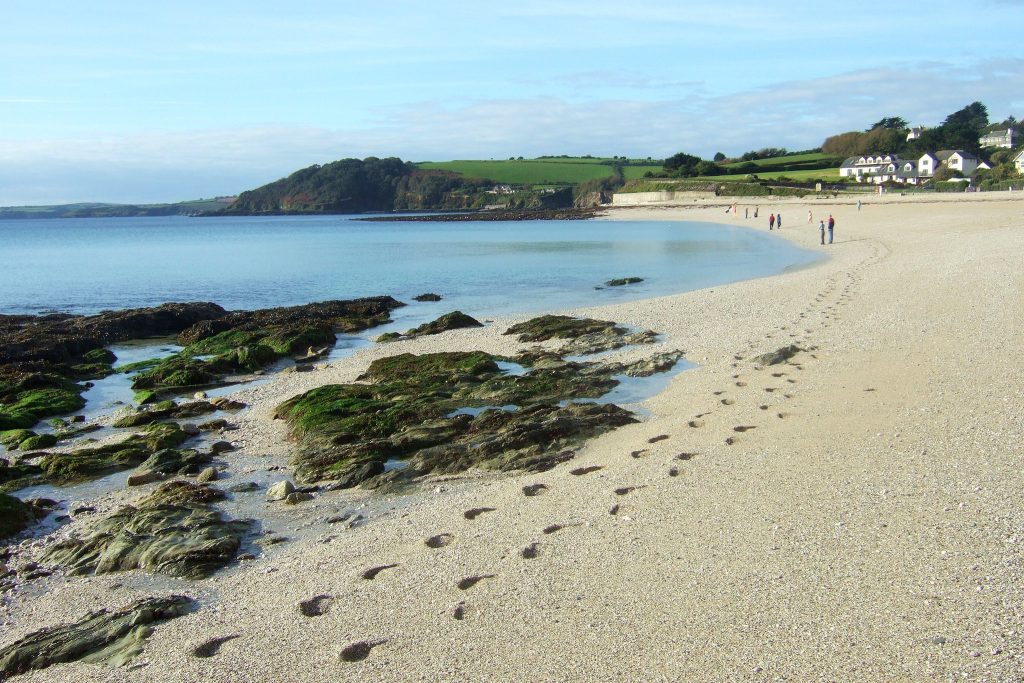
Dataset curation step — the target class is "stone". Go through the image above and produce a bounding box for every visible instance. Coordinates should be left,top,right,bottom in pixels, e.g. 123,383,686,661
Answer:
604,276,643,286
284,492,314,505
266,480,295,501
210,441,235,454
181,423,201,436
0,595,195,676
752,344,802,366
228,482,260,493
196,467,218,483
412,293,442,302
127,470,162,487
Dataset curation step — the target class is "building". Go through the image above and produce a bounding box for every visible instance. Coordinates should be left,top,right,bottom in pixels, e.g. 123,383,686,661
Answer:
1014,149,1024,173
906,127,925,141
980,128,1017,149
918,150,980,178
839,154,902,180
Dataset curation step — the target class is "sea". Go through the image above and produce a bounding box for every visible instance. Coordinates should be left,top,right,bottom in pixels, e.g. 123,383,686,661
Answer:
0,214,819,328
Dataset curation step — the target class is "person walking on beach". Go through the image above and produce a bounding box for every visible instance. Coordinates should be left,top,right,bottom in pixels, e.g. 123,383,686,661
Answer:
827,214,835,244
768,213,775,230
754,206,758,218
776,213,782,229
807,210,813,224
857,199,862,211
745,207,749,219
819,219,826,245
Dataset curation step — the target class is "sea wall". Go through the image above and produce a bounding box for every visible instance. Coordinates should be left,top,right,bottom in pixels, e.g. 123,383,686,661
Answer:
611,191,717,205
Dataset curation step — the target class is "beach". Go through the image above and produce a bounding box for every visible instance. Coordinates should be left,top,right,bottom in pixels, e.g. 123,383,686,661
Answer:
4,194,1023,681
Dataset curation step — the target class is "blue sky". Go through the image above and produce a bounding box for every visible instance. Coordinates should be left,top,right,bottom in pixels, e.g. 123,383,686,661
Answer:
2,0,1023,204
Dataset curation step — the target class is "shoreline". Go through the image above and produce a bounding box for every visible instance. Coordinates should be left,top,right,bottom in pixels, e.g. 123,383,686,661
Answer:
3,194,1024,681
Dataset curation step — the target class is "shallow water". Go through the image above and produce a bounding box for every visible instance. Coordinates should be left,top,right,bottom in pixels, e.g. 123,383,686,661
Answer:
0,215,819,318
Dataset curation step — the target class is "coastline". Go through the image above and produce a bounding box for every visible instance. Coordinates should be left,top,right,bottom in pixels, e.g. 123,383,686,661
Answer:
4,194,1024,681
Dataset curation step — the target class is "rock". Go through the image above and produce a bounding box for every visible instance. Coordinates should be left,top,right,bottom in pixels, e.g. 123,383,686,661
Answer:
0,595,195,676
42,483,248,579
266,480,295,501
135,447,211,476
752,344,802,366
412,293,442,302
504,315,617,342
401,311,483,339
210,397,246,411
181,423,201,436
193,391,208,399
126,470,162,487
198,418,228,431
196,467,218,483
17,433,59,452
0,493,34,540
210,441,235,454
605,277,643,286
284,492,314,505
228,482,260,493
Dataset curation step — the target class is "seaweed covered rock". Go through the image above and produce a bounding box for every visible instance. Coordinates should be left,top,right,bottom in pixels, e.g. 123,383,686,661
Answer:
41,481,249,579
605,276,644,286
504,315,617,342
752,344,803,366
130,298,404,395
0,595,195,676
0,493,34,540
378,311,483,343
0,381,85,431
34,422,188,485
276,351,635,485
412,293,442,302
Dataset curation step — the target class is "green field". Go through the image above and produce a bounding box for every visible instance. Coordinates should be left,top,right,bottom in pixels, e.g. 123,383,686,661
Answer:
722,152,835,169
415,158,662,185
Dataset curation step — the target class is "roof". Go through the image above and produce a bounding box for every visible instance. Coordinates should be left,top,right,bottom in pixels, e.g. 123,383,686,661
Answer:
935,150,977,161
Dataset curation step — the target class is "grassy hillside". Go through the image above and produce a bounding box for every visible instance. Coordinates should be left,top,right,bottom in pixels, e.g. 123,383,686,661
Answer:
415,158,662,185
0,197,235,219
702,167,842,181
722,152,835,169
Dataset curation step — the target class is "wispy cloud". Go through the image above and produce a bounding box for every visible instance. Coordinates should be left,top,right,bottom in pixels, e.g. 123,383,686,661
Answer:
2,58,1022,205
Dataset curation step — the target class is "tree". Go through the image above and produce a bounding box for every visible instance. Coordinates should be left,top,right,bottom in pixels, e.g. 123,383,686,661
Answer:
663,152,703,175
867,116,908,131
713,152,726,162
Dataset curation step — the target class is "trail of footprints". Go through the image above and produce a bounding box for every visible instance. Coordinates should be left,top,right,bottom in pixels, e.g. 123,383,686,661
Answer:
301,241,890,664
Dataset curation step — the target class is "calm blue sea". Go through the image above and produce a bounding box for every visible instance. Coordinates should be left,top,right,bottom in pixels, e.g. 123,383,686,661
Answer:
0,215,819,326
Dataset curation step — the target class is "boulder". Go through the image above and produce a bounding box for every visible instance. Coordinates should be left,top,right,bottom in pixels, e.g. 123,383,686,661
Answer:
196,467,218,483
126,470,162,487
266,480,295,501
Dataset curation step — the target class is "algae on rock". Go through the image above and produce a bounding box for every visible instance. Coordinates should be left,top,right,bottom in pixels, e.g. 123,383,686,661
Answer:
41,481,250,579
0,595,195,677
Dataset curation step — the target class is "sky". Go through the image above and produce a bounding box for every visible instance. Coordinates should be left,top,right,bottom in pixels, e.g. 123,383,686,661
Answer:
2,0,1023,205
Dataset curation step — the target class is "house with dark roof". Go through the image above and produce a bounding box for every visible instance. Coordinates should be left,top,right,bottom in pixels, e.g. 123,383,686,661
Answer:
918,150,980,178
980,128,1017,149
1014,149,1024,173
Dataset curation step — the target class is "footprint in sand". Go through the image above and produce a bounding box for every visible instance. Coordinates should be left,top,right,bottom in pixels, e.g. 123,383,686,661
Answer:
771,372,786,378
464,507,497,520
426,533,454,549
614,486,643,496
523,484,548,497
713,390,725,396
688,419,704,428
648,434,670,444
340,639,387,663
570,465,603,475
764,387,777,393
362,564,399,580
732,425,757,433
724,436,736,446
759,405,769,411
457,575,496,590
609,504,621,515
668,467,680,477
299,595,335,618
630,449,648,459
720,398,735,406
735,381,747,387
520,542,540,560
543,523,580,534
777,412,789,419
674,452,697,461
193,635,240,658
452,602,476,620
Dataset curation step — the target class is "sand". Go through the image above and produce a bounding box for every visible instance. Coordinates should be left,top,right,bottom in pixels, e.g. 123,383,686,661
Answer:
4,193,1023,681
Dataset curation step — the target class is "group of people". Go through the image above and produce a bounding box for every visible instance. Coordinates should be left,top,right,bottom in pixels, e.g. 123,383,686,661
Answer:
731,203,838,245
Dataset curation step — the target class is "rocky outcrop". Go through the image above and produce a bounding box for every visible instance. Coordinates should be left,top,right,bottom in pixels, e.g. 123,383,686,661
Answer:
41,481,249,579
275,351,637,486
0,595,195,676
376,311,483,343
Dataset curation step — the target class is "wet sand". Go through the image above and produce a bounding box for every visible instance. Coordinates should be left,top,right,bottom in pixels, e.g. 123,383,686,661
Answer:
5,193,1024,681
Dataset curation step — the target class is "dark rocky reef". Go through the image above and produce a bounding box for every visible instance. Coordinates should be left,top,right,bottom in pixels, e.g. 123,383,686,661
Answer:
130,297,404,395
506,314,659,356
605,276,644,286
361,207,599,222
0,493,35,540
376,311,483,343
412,293,442,302
0,595,195,676
41,481,250,579
752,344,803,366
275,351,641,486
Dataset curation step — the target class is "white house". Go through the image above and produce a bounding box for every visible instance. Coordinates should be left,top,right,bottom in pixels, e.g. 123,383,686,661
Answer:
906,127,925,141
1014,149,1024,173
839,153,901,179
980,128,1017,149
918,150,980,178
